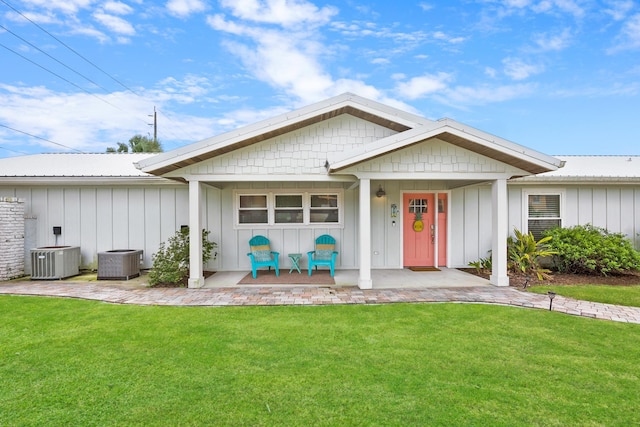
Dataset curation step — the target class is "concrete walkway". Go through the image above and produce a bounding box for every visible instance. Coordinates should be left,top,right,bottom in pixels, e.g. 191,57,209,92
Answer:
1,280,640,324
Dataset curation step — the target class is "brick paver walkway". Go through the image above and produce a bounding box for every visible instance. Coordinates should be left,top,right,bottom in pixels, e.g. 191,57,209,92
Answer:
1,281,639,324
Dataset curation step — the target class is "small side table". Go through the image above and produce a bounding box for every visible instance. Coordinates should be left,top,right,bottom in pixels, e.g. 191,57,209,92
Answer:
288,253,302,274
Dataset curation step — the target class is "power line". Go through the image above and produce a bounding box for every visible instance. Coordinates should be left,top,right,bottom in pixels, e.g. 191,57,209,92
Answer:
0,123,85,152
0,0,139,96
0,23,112,93
0,0,200,148
0,42,126,111
0,145,29,155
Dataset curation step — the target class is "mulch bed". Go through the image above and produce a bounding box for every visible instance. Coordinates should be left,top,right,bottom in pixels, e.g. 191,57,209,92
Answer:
460,268,640,288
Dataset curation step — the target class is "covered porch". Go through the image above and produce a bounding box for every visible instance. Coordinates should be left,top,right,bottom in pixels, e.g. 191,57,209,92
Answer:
200,267,491,289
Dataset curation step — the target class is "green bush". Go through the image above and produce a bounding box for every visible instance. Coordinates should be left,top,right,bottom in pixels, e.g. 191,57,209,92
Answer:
148,228,216,287
468,228,556,280
507,228,556,280
468,253,492,274
544,224,640,276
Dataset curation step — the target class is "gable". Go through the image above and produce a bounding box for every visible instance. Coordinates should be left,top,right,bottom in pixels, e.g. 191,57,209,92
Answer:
137,93,562,178
337,138,530,177
166,114,398,178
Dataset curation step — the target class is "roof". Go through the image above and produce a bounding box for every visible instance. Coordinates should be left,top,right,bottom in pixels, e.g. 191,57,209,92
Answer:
514,156,640,183
0,153,163,183
136,92,563,177
328,117,561,176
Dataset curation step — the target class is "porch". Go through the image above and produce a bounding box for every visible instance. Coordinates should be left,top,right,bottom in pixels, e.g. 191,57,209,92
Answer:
201,267,490,289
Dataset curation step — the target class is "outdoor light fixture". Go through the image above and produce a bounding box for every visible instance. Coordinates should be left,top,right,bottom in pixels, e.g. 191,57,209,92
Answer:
547,291,556,311
376,185,386,198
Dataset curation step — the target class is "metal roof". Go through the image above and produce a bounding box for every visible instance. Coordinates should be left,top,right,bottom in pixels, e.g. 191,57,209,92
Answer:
515,155,640,182
0,153,159,177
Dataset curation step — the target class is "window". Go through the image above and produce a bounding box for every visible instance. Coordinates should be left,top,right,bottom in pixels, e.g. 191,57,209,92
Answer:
239,195,268,224
275,195,303,224
310,194,338,223
525,192,562,240
236,191,342,227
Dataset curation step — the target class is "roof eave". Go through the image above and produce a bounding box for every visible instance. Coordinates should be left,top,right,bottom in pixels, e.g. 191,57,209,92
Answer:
136,93,430,176
328,123,562,175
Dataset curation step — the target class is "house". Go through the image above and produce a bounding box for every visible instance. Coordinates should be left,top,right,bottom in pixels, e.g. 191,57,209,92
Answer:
1,93,638,288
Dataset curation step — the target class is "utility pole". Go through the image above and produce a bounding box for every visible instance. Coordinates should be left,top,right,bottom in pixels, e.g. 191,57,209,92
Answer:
148,106,157,143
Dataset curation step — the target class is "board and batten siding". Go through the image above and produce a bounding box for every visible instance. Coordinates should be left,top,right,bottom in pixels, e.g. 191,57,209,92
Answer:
0,184,222,271
214,181,357,272
508,184,640,249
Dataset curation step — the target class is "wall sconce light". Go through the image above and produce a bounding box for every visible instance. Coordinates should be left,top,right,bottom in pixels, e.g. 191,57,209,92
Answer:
547,291,556,311
376,185,386,198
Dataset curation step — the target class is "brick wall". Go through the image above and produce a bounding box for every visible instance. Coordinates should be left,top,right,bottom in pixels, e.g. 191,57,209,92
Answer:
0,197,25,280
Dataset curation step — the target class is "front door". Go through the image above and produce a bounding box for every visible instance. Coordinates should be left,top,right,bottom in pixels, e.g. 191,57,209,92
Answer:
403,193,435,266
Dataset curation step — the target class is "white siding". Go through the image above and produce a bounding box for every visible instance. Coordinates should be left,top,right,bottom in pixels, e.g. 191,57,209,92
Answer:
214,181,356,272
0,184,214,270
508,184,640,250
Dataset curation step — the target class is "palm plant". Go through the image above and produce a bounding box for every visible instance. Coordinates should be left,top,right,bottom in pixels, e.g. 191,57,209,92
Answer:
507,228,557,280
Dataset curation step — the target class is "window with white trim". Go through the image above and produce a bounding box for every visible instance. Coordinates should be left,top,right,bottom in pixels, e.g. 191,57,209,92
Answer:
236,191,342,227
525,191,562,240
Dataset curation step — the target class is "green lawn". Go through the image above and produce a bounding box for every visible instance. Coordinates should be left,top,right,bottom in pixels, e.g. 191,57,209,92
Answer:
1,296,639,426
529,284,640,307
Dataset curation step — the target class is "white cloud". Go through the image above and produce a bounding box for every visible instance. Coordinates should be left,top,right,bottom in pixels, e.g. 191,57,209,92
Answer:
419,3,434,12
395,73,452,100
502,57,544,80
166,0,207,18
604,0,635,20
371,58,390,65
103,1,134,15
19,0,94,15
533,28,572,51
610,13,640,51
485,67,497,78
219,0,338,28
93,12,136,35
0,84,152,152
441,83,537,106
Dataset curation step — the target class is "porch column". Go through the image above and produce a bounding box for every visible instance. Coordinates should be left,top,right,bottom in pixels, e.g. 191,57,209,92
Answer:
358,178,373,289
490,178,510,286
188,179,204,288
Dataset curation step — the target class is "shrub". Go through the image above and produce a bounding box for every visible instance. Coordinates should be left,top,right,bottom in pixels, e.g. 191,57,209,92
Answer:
468,229,556,280
544,224,640,276
149,228,216,287
507,228,556,280
468,253,492,274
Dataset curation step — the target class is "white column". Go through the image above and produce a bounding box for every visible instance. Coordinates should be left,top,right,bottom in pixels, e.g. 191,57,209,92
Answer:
358,178,373,289
490,178,510,287
188,180,204,288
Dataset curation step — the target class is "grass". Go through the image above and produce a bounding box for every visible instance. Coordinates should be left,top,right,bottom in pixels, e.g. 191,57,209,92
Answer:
529,284,640,307
1,296,639,426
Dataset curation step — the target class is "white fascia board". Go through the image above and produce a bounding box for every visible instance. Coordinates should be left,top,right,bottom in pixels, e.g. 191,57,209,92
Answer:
513,176,640,184
438,119,562,168
351,172,518,180
136,93,429,173
180,174,357,183
0,176,178,186
329,121,562,172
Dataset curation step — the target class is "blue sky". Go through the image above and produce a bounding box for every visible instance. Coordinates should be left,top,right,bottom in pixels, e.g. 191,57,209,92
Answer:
1,0,639,159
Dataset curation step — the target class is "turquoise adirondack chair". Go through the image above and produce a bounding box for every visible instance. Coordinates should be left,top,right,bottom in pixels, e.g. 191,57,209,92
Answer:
247,235,280,278
307,234,338,277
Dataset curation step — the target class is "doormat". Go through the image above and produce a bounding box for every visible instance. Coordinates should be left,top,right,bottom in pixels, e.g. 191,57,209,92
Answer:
408,267,441,272
238,269,335,285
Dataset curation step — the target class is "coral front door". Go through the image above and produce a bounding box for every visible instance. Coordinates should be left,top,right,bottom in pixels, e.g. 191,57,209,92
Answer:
403,193,435,267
